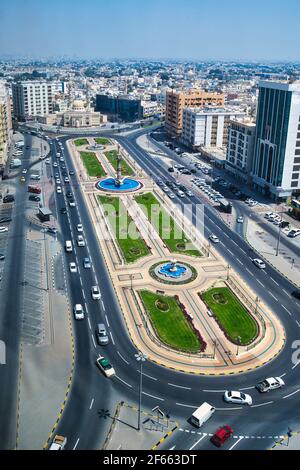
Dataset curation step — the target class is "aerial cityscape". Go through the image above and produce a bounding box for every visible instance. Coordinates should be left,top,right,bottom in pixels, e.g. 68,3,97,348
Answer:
1,0,300,459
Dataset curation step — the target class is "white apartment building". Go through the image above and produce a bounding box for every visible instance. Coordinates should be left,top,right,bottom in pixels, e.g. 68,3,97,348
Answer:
181,107,245,150
12,81,62,120
225,120,256,183
0,83,12,173
252,80,300,200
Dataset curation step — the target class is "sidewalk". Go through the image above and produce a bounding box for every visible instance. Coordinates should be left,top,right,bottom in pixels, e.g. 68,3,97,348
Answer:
270,430,300,450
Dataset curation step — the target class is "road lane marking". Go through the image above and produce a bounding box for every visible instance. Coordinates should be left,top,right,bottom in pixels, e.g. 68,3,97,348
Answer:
270,277,279,286
283,289,289,296
101,300,106,311
203,389,226,393
251,401,273,408
137,370,157,381
91,334,96,348
256,279,264,287
189,434,207,450
229,437,243,450
73,438,80,450
142,391,164,401
89,398,94,409
281,304,292,316
268,291,278,301
110,331,115,345
168,383,191,390
292,361,300,370
105,315,110,327
215,406,243,410
115,375,133,388
282,389,300,399
176,402,200,408
117,351,130,365
296,320,300,328
87,317,92,330
246,268,253,276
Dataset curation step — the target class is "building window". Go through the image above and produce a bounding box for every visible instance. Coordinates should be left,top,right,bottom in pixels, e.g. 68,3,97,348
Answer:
293,165,300,171
295,157,300,163
291,181,298,187
295,149,300,155
292,173,299,180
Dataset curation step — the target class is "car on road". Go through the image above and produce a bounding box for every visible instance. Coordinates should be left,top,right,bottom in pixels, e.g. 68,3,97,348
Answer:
77,224,83,232
47,227,57,235
256,377,285,393
187,190,194,197
73,304,84,320
45,158,50,164
0,217,12,223
56,178,61,184
96,323,109,345
64,177,69,183
69,199,75,207
223,391,252,405
20,176,26,182
210,425,233,447
237,216,244,223
77,235,85,247
91,285,101,300
209,234,219,243
291,290,300,300
96,355,116,378
0,226,8,233
56,186,62,193
66,191,73,198
53,162,58,167
69,170,75,176
253,258,266,269
29,194,41,201
83,257,91,269
60,207,67,214
0,254,5,260
168,192,175,199
22,169,27,174
168,167,174,172
69,262,77,273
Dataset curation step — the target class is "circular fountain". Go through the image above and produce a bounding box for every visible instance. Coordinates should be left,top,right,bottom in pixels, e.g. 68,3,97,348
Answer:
151,259,196,284
96,150,142,193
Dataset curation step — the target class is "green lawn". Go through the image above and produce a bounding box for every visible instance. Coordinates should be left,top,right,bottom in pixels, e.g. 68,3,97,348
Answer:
98,195,150,263
201,287,258,345
135,192,201,257
74,138,88,147
80,151,106,177
94,137,110,146
139,290,201,353
105,150,133,176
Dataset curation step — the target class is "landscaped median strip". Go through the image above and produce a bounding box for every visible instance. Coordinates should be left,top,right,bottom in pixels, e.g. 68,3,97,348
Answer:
80,151,106,177
105,149,133,175
74,138,88,147
135,192,201,257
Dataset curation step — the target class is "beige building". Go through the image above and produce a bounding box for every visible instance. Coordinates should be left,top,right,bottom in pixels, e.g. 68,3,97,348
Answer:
165,89,224,137
0,84,12,173
37,99,107,128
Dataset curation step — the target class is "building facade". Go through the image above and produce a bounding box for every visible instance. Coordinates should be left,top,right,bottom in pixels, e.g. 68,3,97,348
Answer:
37,99,107,128
95,94,142,122
225,120,256,182
165,89,225,137
181,107,245,150
0,84,12,173
12,81,60,120
252,81,300,200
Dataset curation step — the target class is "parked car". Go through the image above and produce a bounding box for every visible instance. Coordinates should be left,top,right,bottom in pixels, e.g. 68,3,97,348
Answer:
223,391,252,405
29,194,41,202
3,194,14,203
288,229,300,238
210,425,233,447
256,377,285,393
291,290,300,300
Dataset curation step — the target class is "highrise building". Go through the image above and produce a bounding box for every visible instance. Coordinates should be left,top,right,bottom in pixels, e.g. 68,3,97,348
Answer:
165,89,225,137
252,81,300,200
12,81,61,121
0,83,12,174
225,120,256,183
95,94,142,122
181,107,245,150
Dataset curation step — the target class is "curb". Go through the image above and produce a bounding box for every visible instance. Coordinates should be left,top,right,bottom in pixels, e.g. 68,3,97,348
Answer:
268,431,300,450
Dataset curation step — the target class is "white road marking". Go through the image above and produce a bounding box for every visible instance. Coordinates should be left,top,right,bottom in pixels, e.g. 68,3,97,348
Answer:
292,361,300,370
270,277,279,286
256,279,265,287
142,391,164,401
85,302,88,314
137,370,157,381
73,438,80,450
117,351,130,365
281,304,292,316
229,437,243,450
251,401,273,408
296,320,300,328
238,386,255,391
89,398,94,409
168,383,191,390
215,406,243,410
189,434,207,450
282,389,300,399
169,445,176,450
282,289,289,296
203,389,226,393
246,268,253,276
105,314,110,327
87,317,92,330
110,331,115,345
176,402,197,408
91,334,96,348
101,300,106,311
268,291,278,301
115,375,133,388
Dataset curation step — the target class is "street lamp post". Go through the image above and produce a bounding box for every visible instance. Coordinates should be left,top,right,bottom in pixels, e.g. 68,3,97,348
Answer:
135,351,147,431
236,336,242,356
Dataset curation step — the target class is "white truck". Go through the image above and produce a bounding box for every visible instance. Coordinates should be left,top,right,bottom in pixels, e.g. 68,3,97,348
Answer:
10,158,22,168
190,402,215,428
49,435,67,450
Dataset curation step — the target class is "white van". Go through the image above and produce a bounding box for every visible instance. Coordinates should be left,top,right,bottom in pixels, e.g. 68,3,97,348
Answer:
190,402,215,428
65,240,73,252
30,174,40,181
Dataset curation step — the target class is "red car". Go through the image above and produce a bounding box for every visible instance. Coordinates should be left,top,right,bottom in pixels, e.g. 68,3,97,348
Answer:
211,425,233,447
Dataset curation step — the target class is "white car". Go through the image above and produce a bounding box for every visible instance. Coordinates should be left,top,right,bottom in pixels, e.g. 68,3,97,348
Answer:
77,224,83,232
223,390,252,405
0,226,8,233
256,377,285,393
53,162,58,167
168,193,175,199
187,191,194,197
56,186,62,193
45,158,50,164
253,258,266,269
69,200,75,207
237,216,244,223
74,304,84,320
69,262,77,273
96,355,116,378
77,235,85,247
209,234,219,243
22,169,27,174
91,285,101,300
56,178,61,184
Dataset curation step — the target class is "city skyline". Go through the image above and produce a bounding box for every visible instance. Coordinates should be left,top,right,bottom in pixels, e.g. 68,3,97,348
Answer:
1,0,300,61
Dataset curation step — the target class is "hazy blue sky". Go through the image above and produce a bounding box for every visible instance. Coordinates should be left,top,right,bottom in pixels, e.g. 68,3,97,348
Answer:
1,0,300,60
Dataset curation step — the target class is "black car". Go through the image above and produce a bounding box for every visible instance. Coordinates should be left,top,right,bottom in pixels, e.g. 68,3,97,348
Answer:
69,170,75,176
47,227,57,234
60,207,67,214
0,217,12,223
291,291,300,300
0,254,5,260
3,195,14,203
168,167,174,172
29,195,40,202
66,191,73,198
